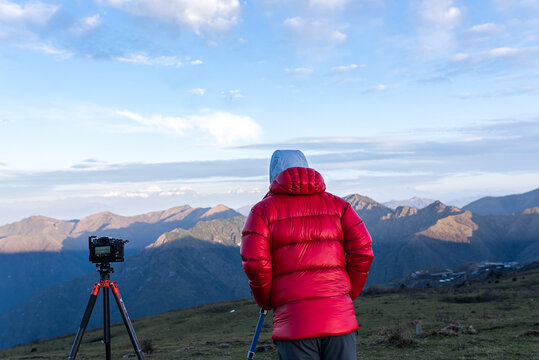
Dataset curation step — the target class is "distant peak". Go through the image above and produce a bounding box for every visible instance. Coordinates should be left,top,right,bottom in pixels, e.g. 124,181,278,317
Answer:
343,194,384,207
384,197,435,210
428,200,445,210
202,204,237,218
394,206,418,217
422,200,462,215
165,205,193,212
344,193,377,202
88,211,116,218
211,204,232,212
21,215,60,222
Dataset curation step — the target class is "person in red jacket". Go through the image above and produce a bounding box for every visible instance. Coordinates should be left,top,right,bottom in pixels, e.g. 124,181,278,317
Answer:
241,150,374,359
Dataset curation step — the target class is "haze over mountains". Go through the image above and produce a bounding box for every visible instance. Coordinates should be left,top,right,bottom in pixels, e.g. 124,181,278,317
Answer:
383,197,435,209
0,188,537,349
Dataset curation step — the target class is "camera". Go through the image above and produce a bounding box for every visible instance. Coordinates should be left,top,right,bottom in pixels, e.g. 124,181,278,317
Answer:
88,236,128,263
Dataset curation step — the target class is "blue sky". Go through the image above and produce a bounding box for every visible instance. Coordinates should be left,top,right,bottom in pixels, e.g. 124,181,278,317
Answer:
0,0,538,224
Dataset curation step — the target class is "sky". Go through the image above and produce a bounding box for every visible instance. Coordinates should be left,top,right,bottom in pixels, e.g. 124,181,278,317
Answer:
0,0,538,225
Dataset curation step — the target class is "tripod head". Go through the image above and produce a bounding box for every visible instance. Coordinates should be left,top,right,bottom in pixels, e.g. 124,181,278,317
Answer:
96,262,114,281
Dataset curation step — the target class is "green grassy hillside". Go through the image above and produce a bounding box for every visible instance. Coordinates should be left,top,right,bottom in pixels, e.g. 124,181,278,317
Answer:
1,265,538,360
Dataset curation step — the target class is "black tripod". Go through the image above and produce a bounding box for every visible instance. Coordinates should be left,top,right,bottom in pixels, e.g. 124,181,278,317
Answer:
68,263,144,360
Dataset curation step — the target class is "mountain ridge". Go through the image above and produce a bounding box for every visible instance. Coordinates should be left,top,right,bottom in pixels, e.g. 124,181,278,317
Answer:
463,187,539,215
0,204,241,253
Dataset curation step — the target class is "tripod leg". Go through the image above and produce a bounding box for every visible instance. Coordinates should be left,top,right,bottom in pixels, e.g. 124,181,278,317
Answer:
68,284,100,360
103,285,111,360
111,282,145,360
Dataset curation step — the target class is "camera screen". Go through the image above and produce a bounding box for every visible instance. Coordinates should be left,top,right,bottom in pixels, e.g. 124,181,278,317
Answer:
94,246,111,257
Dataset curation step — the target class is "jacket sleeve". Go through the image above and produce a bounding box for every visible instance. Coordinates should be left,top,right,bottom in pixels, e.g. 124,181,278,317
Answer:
240,206,273,310
342,203,374,300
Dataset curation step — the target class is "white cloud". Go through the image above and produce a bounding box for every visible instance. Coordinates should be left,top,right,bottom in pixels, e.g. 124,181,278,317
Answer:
0,1,59,51
309,0,349,9
445,46,539,75
113,52,183,67
486,47,520,58
19,42,74,59
415,0,464,56
189,88,206,95
190,59,203,65
191,111,261,144
285,67,314,75
450,46,539,64
0,0,58,26
70,14,102,35
284,16,347,45
116,109,261,144
102,184,194,198
331,63,366,73
467,22,498,33
330,30,347,43
222,89,242,100
116,110,192,136
419,0,462,27
362,84,388,93
98,0,242,34
451,53,469,61
103,190,150,198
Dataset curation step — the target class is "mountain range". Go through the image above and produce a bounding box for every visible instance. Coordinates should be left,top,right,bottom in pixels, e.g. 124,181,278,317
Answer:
463,187,539,215
0,204,239,253
0,187,537,348
0,204,240,314
0,219,250,348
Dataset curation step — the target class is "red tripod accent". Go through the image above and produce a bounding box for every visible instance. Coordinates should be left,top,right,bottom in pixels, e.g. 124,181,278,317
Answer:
68,264,144,360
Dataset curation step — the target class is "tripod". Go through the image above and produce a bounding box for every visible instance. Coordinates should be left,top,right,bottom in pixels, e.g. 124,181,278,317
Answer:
68,263,144,360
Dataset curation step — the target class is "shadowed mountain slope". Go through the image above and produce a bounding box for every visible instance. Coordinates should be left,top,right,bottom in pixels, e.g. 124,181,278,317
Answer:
0,217,249,349
463,187,539,215
0,205,240,314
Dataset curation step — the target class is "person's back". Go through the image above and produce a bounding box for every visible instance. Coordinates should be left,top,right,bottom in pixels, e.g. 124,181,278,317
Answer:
241,150,373,359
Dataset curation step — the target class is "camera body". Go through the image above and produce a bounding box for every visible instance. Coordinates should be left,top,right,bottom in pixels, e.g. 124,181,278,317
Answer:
88,236,128,263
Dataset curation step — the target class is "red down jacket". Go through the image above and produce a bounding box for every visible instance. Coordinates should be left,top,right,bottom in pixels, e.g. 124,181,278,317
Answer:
240,167,374,340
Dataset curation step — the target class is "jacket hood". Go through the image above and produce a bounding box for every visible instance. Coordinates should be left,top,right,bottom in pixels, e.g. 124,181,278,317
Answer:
269,150,309,184
270,167,326,195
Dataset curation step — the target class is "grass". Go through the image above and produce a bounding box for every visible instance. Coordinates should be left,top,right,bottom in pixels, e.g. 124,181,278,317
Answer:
1,267,538,360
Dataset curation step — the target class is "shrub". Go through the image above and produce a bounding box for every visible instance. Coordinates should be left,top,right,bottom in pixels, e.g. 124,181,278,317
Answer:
141,338,155,354
378,325,416,347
